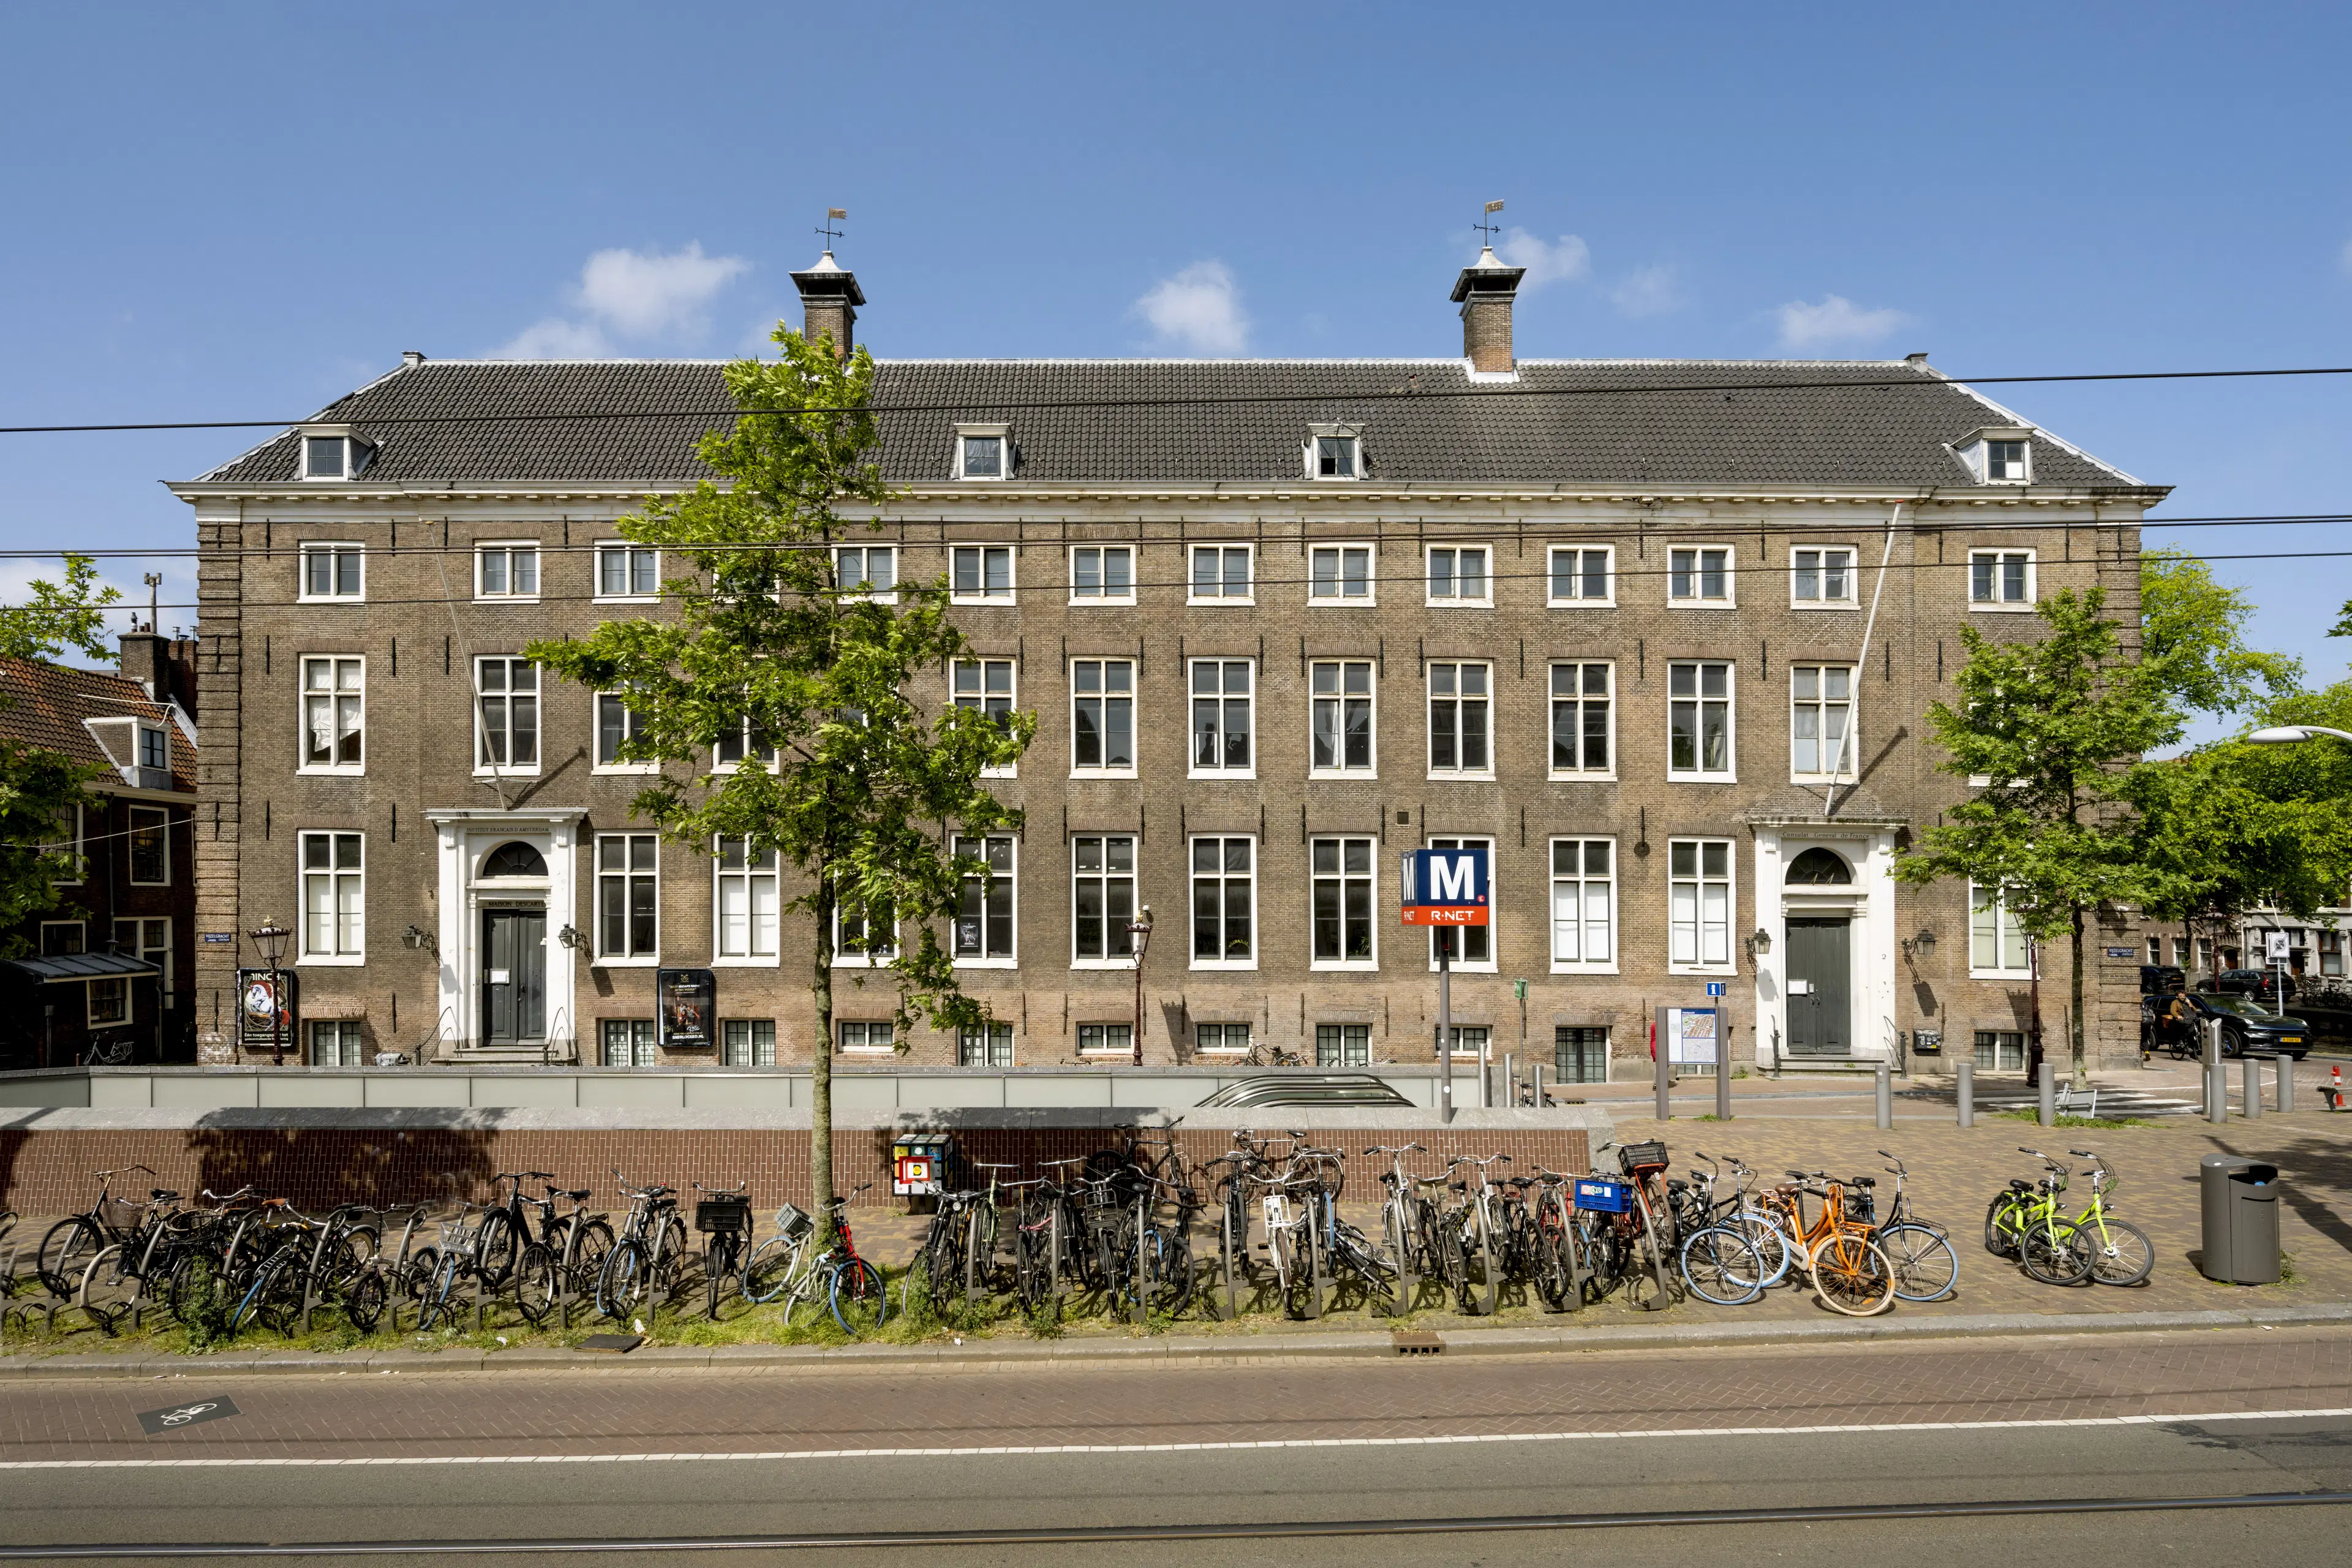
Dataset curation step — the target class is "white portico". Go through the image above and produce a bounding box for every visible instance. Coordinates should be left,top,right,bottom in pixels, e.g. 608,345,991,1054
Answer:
423,809,585,1061
1751,820,1903,1072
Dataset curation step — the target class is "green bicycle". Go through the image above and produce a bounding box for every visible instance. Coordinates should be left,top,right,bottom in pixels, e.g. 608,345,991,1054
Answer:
1983,1148,2093,1286
2048,1149,2154,1286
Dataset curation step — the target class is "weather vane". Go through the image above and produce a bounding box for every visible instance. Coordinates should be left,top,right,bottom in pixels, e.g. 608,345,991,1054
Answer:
816,207,847,250
1474,198,1505,247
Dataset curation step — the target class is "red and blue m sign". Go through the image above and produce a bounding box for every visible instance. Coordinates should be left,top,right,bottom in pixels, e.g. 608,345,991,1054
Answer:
1399,847,1490,927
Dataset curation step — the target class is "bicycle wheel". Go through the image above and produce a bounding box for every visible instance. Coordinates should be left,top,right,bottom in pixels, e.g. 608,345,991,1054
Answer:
745,1235,800,1305
227,1251,288,1336
597,1238,649,1321
513,1243,558,1325
344,1267,388,1334
1879,1223,1960,1302
1809,1233,1896,1316
37,1216,104,1297
1349,1224,1400,1316
652,1216,688,1297
2020,1223,2093,1286
2080,1218,2154,1287
473,1208,519,1289
1281,1224,1320,1320
1679,1226,1765,1306
1147,1227,1194,1318
417,1253,466,1332
1733,1208,1798,1289
1621,1224,1670,1312
1983,1194,2025,1259
829,1258,889,1336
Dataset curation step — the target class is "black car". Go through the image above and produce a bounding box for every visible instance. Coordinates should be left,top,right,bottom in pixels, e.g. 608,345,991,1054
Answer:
2203,968,2297,1005
2139,963,2185,995
2168,992,2312,1060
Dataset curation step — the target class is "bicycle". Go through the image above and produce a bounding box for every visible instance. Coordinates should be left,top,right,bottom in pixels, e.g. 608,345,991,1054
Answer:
1674,1156,1771,1306
778,1186,889,1336
415,1205,489,1331
693,1182,753,1320
2048,1150,2154,1287
1984,1149,2095,1286
1758,1170,1898,1314
1872,1152,1959,1302
597,1172,688,1323
37,1165,161,1296
1366,1144,1431,1313
475,1171,605,1308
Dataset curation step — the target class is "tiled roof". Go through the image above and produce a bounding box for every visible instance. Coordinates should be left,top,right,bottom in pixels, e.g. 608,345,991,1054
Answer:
190,358,2152,491
0,658,195,793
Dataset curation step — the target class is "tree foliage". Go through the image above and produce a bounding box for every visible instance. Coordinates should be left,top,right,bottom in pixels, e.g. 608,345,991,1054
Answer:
0,553,118,953
0,555,120,665
2138,547,2299,718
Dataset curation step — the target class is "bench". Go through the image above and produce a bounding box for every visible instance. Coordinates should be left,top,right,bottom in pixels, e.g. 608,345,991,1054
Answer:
2054,1085,2100,1118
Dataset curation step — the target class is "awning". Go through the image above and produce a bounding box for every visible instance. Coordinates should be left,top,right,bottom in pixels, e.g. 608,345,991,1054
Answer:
0,951,163,985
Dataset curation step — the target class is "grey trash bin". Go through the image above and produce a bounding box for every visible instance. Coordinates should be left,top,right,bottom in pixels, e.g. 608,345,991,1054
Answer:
2198,1155,2281,1284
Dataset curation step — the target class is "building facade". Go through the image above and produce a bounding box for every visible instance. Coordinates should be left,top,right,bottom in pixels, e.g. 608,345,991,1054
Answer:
173,252,2162,1077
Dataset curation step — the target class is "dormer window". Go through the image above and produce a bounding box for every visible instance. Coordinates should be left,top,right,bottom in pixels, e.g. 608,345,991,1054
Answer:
1986,440,2028,482
1308,425,1363,480
299,427,374,481
1958,426,2034,485
138,725,169,772
954,424,1010,480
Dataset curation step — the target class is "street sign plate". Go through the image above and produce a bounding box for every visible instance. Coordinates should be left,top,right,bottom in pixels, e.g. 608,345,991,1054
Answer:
1399,848,1490,926
1706,981,1726,997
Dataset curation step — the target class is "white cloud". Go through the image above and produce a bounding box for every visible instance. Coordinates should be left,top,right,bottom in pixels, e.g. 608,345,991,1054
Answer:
496,243,751,359
1131,261,1250,353
1776,294,1910,350
1611,263,1682,318
1494,229,1591,288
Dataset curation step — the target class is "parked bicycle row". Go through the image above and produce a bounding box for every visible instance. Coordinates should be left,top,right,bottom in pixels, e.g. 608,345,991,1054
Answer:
1982,1148,2155,1286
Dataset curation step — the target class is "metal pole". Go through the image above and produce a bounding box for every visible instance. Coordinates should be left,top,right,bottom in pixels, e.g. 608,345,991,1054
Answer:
2205,1017,2227,1125
1715,1018,1732,1120
1956,1060,1975,1128
2280,1054,2294,1114
1654,1010,1671,1121
2037,1063,2056,1128
1438,935,1453,1124
1501,1052,1512,1111
2243,1053,2261,1120
1875,1060,1894,1131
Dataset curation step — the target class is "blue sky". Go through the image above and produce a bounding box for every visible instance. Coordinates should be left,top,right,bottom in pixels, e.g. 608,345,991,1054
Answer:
3,2,2347,700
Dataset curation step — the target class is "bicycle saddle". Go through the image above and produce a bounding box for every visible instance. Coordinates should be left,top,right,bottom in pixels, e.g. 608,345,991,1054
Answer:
566,1189,592,1202
1784,1169,1808,1180
2008,1177,2033,1191
1667,1178,1689,1193
1847,1177,1877,1188
152,1189,179,1202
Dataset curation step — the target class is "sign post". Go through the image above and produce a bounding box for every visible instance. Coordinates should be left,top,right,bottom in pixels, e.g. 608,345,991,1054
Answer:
2266,928,2291,1016
1402,848,1490,1125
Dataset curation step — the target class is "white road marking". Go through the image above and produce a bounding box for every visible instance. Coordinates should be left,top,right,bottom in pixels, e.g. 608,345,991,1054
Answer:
2,1407,2346,1469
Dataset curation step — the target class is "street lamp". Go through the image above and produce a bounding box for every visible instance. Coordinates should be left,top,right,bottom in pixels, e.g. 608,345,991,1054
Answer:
2247,725,2352,745
249,919,292,1068
1125,906,1153,1066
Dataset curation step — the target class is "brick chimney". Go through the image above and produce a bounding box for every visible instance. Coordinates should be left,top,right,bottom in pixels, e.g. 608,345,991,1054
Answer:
1450,247,1528,374
791,250,865,358
116,631,198,718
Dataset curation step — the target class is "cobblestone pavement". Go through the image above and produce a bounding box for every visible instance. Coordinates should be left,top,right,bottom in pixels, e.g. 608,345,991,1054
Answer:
2,1325,2348,1461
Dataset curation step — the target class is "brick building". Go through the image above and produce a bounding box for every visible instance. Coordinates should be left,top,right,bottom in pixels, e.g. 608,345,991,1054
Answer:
0,634,199,1066
172,249,2162,1077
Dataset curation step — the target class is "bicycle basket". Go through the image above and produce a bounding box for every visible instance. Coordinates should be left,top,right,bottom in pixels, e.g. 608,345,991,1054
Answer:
96,1196,146,1234
772,1200,815,1243
1615,1140,1670,1176
695,1196,751,1235
1573,1177,1634,1213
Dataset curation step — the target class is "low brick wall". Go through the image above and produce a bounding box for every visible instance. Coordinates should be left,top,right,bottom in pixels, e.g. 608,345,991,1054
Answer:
0,1120,1591,1218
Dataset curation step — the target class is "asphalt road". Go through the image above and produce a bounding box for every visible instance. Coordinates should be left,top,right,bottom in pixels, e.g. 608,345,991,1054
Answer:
5,1329,2351,1565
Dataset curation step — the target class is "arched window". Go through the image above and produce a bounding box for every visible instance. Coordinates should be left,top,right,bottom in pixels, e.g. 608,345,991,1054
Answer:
1786,847,1852,885
480,841,548,878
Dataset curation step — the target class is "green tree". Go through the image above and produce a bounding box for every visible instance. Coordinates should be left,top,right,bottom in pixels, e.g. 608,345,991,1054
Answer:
0,554,120,952
2139,547,2299,718
1896,589,2175,1085
526,328,1029,1241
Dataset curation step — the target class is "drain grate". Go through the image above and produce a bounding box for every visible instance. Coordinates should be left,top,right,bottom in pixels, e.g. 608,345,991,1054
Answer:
1391,1330,1444,1355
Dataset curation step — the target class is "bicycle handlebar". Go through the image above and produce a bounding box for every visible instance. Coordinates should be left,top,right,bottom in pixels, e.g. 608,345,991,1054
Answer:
692,1181,748,1195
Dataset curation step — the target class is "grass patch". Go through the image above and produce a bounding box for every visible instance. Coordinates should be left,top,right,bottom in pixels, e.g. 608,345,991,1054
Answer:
1992,1110,2160,1129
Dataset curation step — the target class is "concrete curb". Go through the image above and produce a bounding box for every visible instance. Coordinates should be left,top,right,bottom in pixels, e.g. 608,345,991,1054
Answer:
6,1301,2348,1381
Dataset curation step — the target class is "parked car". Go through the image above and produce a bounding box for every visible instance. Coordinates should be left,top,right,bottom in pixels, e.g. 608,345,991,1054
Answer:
2139,963,2185,995
2201,968,2299,1005
2166,992,2312,1060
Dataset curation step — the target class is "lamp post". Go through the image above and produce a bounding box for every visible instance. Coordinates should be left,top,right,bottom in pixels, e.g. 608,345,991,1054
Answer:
2247,725,2352,745
249,919,291,1067
1125,906,1153,1066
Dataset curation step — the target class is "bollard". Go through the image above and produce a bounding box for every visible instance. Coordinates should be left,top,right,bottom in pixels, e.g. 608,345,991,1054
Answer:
2279,1055,2294,1114
2206,1018,2228,1125
1531,1062,1545,1109
1875,1061,1893,1130
1655,1025,1671,1121
2038,1062,2056,1127
1956,1060,1975,1128
1502,1053,1515,1108
2243,1053,2261,1120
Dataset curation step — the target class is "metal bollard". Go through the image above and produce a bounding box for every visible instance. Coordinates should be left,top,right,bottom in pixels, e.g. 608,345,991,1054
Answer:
1875,1061,1893,1130
2206,1018,2228,1125
2038,1064,2056,1127
2244,1054,2261,1120
2279,1056,2294,1114
1956,1060,1975,1128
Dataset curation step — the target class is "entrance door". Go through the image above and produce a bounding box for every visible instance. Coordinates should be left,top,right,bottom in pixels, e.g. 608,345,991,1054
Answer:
481,907,546,1046
1785,918,1851,1056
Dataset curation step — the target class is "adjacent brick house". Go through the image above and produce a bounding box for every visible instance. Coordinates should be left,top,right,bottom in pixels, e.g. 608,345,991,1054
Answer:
0,634,199,1065
171,249,2163,1077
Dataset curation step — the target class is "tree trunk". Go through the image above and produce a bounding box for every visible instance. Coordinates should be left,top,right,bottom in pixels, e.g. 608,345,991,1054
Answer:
2068,906,2089,1088
810,875,837,1251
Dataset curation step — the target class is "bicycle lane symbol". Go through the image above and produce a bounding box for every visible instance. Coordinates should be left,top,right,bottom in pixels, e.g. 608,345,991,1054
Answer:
136,1396,241,1436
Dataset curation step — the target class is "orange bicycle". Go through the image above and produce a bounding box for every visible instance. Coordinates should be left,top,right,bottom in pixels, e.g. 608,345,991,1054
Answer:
1760,1168,1895,1316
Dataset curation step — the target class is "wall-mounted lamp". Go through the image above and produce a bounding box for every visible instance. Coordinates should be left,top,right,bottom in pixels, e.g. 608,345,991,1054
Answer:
1743,927,1772,960
401,924,439,957
1902,929,1939,961
557,924,590,953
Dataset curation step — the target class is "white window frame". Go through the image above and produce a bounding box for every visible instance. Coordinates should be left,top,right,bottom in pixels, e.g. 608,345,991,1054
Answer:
1070,832,1139,969
1194,1022,1253,1056
1972,437,2033,484
593,541,662,603
298,428,370,483
712,835,780,967
48,804,83,886
473,541,542,602
87,976,131,1028
1969,549,2037,611
1425,545,1493,608
138,723,169,772
1789,545,1858,608
1970,882,2033,978
1308,543,1376,605
1188,658,1256,780
1547,545,1615,608
114,916,172,1004
952,834,1018,969
601,1018,659,1069
1667,545,1736,608
1307,425,1363,480
1076,1022,1133,1058
1069,658,1137,779
39,919,86,957
124,805,170,888
1425,662,1494,781
952,657,1019,777
1309,659,1377,778
1068,545,1136,606
1667,837,1736,976
1309,835,1379,971
298,655,366,775
961,1022,1017,1066
832,889,899,969
953,424,1011,481
1424,835,1498,973
594,693,657,775
1188,835,1259,971
298,830,365,965
837,1019,897,1054
309,1019,366,1067
1549,837,1618,974
722,1019,778,1067
714,716,780,775
949,544,1016,604
472,656,541,777
834,543,899,603
1188,544,1256,605
1667,660,1737,783
1315,1023,1372,1068
1789,663,1858,783
296,543,365,602
1548,660,1615,780
594,833,660,965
